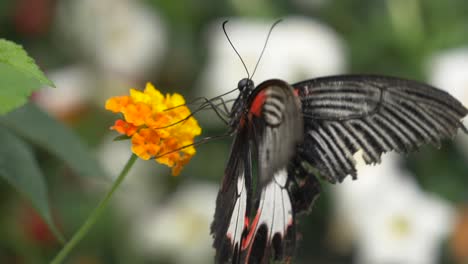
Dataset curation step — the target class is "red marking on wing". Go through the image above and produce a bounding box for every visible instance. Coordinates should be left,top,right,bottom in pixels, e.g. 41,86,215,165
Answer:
242,209,261,250
244,216,249,229
250,89,267,117
239,116,246,128
293,88,299,97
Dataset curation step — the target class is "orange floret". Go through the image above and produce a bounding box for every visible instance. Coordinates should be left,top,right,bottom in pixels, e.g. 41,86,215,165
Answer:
105,82,202,176
105,96,132,113
110,119,138,136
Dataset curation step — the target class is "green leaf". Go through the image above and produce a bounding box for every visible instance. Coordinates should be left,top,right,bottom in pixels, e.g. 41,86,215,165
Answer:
0,126,64,242
0,103,107,180
0,39,54,114
0,39,54,86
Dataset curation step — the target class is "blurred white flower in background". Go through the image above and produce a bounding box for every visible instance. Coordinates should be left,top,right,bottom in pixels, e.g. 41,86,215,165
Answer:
354,179,455,264
55,0,167,79
330,153,455,264
428,47,468,104
94,72,138,107
198,16,346,99
132,183,217,264
34,65,137,117
329,153,405,251
34,65,95,118
427,47,468,156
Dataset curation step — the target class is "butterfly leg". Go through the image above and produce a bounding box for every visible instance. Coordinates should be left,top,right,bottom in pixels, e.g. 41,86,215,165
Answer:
196,96,232,125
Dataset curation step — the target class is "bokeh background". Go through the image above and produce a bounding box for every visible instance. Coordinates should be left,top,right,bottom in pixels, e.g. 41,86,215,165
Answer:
1,0,468,263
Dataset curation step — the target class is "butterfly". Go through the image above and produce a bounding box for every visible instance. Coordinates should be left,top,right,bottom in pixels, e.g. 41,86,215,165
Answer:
209,22,468,264
210,74,467,264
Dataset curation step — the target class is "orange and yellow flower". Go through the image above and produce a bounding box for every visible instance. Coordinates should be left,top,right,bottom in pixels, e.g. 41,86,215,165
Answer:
105,83,201,176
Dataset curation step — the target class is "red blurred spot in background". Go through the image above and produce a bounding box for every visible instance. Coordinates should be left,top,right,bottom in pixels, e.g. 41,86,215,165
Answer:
13,0,52,36
19,204,60,246
452,206,468,263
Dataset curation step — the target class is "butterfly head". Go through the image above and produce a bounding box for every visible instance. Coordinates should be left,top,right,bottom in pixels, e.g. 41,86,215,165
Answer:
238,78,254,93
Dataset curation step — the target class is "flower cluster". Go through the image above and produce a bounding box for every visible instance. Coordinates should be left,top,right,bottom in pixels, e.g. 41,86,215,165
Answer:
105,83,201,175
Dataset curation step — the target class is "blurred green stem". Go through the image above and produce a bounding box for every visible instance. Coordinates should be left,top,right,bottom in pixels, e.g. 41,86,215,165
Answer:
50,154,138,264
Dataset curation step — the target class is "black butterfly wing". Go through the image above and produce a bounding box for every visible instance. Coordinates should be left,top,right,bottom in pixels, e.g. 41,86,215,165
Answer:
240,168,295,263
212,79,304,264
287,155,322,216
248,79,303,187
211,127,252,264
240,156,322,264
293,74,468,183
239,80,304,263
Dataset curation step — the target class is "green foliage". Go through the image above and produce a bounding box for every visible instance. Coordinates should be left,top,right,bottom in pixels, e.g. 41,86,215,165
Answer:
0,126,63,242
0,104,107,242
0,39,54,114
0,103,106,180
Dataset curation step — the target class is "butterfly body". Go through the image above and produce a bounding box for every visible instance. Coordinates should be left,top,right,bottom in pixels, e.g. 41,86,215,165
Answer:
211,75,468,264
228,78,255,134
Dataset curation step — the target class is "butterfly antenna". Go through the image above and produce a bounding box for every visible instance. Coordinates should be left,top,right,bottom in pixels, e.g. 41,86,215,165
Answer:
223,20,250,79
163,87,238,112
251,19,282,79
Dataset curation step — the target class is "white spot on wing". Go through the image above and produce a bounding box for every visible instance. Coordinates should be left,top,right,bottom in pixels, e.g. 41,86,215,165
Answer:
226,173,247,249
256,169,293,240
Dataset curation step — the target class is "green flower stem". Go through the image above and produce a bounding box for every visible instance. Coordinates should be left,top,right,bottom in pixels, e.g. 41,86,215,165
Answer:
51,154,138,264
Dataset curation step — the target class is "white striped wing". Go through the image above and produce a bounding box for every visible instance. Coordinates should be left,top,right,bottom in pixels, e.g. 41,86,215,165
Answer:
294,75,468,183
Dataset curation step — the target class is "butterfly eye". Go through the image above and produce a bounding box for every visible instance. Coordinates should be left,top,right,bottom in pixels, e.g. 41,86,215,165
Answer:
238,78,254,92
